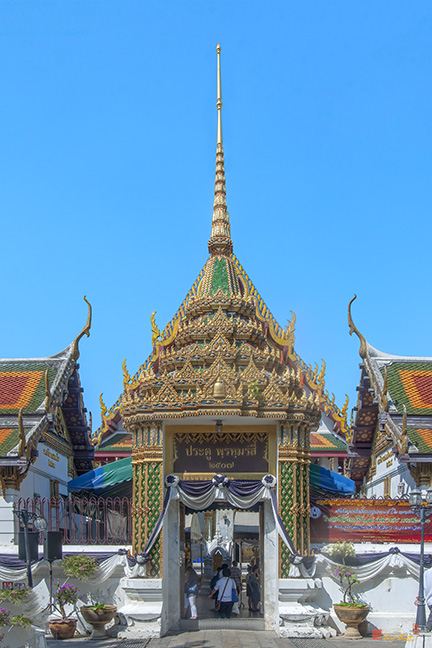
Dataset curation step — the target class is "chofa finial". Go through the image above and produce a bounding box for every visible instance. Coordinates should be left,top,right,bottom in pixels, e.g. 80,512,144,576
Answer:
72,296,92,360
348,295,367,359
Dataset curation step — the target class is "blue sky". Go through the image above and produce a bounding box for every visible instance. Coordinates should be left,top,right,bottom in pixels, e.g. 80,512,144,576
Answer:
1,1,431,433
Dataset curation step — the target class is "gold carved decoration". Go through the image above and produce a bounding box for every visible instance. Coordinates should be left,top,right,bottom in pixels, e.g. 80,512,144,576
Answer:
0,409,41,496
151,311,160,348
173,431,268,445
399,405,408,454
123,359,131,387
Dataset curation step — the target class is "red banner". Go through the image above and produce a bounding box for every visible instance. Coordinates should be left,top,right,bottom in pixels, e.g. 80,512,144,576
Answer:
310,498,432,543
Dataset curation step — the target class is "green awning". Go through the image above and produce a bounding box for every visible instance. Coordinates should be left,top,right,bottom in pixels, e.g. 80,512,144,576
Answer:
68,456,132,493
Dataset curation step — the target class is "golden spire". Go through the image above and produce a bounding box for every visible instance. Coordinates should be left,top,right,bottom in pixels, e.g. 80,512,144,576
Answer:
216,42,222,145
208,43,233,257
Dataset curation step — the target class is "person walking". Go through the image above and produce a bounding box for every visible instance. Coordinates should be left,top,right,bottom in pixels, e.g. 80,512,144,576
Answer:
209,567,238,619
230,560,241,591
249,565,261,612
184,564,199,619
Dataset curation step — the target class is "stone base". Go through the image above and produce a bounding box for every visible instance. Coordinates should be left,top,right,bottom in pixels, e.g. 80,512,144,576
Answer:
406,633,432,648
278,578,336,639
116,577,162,639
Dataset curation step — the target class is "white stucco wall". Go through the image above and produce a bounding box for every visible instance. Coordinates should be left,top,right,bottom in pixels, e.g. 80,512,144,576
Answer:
0,444,69,545
366,452,416,499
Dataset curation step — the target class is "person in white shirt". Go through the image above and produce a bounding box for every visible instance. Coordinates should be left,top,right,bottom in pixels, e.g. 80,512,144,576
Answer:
209,567,238,618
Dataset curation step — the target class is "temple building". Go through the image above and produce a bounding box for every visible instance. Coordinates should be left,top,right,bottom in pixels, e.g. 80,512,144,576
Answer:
347,296,432,496
90,44,351,633
0,300,94,544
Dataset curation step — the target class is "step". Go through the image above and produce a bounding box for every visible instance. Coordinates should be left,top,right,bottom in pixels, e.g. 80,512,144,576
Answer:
179,617,265,631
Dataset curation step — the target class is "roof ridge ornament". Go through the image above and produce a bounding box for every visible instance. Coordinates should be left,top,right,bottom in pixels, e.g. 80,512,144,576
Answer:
72,296,92,360
348,295,367,359
44,370,53,412
18,408,26,456
208,43,233,257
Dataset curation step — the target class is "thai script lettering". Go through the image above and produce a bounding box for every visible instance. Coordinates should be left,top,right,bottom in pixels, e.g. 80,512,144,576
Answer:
43,448,59,462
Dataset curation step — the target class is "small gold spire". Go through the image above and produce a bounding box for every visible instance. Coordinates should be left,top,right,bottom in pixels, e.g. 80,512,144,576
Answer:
216,42,222,145
208,43,233,257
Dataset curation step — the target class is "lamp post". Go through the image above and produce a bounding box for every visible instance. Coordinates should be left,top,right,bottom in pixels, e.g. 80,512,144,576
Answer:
13,506,47,588
409,487,432,632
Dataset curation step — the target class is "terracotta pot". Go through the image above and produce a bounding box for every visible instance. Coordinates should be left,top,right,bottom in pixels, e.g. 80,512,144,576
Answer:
80,605,117,638
334,605,370,640
49,618,77,640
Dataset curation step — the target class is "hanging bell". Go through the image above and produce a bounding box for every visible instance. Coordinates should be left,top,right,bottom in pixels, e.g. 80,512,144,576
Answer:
213,378,226,399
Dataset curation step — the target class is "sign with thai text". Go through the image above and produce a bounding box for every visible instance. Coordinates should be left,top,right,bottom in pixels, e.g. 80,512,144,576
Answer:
310,498,432,543
43,448,60,469
173,432,268,474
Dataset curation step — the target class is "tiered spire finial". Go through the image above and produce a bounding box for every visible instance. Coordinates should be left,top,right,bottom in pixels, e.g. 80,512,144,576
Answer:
208,43,233,257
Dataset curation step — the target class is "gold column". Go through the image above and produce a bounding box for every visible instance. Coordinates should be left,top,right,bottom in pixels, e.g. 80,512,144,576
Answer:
278,418,312,576
132,420,164,577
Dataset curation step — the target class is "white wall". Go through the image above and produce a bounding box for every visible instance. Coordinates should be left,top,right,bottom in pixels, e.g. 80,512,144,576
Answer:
366,453,416,499
0,444,70,545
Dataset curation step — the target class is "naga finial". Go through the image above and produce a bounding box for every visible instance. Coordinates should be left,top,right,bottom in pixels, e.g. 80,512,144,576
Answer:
311,362,318,383
99,393,107,426
151,312,160,349
287,311,296,335
317,359,326,390
400,404,408,453
380,367,389,412
44,369,53,412
348,295,367,359
122,358,131,387
341,394,349,419
72,296,92,360
18,408,26,456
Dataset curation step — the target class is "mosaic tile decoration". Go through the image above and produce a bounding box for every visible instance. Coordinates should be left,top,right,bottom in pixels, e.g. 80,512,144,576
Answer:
98,433,132,452
0,363,56,414
383,363,432,415
310,432,347,452
407,428,432,452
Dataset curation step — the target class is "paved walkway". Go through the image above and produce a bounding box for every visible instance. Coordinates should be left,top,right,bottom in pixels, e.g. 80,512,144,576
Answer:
46,631,407,648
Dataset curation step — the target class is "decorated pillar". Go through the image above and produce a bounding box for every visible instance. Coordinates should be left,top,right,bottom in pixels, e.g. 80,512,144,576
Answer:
132,419,164,577
278,417,312,577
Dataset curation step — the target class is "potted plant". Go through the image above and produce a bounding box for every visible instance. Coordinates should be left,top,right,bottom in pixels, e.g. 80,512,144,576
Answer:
49,584,80,639
0,590,32,644
0,588,33,646
79,603,118,639
327,541,356,565
330,565,369,639
61,554,117,638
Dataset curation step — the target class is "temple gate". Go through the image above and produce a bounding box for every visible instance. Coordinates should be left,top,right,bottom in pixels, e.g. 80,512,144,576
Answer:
104,44,345,634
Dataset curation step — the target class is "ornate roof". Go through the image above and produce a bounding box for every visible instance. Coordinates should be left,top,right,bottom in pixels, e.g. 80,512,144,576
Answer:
97,432,132,454
92,46,348,444
382,362,432,415
0,298,94,491
347,295,432,487
310,430,348,454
